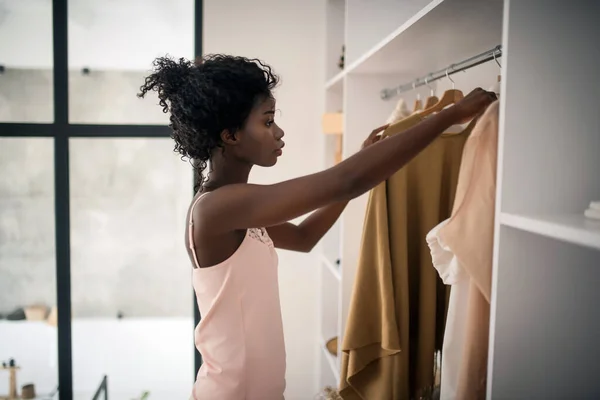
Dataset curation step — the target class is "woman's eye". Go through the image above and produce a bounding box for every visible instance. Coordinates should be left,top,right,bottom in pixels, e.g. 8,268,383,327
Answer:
266,120,274,127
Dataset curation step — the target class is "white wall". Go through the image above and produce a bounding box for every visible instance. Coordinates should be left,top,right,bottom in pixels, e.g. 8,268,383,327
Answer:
203,1,325,398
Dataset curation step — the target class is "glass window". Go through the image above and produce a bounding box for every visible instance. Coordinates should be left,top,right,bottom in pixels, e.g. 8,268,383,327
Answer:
68,0,194,124
0,1,53,122
0,138,57,396
69,137,194,398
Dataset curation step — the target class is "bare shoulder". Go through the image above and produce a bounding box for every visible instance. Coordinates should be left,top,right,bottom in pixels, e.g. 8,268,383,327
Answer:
191,184,257,234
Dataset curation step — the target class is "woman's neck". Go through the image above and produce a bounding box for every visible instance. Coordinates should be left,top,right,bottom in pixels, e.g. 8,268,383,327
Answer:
203,154,252,191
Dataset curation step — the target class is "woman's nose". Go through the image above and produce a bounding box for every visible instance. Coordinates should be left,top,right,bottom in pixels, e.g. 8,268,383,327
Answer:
275,126,285,140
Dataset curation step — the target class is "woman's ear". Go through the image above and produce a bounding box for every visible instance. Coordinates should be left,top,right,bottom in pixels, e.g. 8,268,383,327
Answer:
220,129,239,146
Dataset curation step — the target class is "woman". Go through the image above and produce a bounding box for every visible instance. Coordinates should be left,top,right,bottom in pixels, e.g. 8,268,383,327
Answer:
138,54,496,400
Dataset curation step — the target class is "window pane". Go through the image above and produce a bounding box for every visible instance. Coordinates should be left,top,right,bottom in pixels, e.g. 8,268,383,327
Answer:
0,138,57,396
68,0,194,124
69,138,194,398
0,1,53,122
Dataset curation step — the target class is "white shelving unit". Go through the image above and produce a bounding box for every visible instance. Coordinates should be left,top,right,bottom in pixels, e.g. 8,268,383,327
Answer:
487,1,600,398
318,0,505,390
500,213,600,251
319,0,600,396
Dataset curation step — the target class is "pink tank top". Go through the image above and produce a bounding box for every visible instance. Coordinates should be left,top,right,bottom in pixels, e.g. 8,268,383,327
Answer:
188,194,286,400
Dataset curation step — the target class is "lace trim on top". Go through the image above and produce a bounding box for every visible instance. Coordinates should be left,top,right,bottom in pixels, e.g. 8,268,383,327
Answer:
248,227,274,248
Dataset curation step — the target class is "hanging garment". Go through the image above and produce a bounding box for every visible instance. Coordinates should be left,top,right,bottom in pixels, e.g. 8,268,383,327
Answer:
339,112,475,400
426,100,500,400
426,220,466,400
386,98,412,124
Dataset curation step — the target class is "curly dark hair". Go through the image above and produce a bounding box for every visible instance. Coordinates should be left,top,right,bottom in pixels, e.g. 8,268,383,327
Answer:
138,54,279,191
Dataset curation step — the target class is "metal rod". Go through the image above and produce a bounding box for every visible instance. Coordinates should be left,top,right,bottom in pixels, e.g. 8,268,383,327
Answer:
381,45,502,100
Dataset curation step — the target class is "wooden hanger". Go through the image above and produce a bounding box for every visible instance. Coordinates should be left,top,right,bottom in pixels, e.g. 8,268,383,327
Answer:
419,68,463,119
412,83,422,112
489,74,501,96
424,76,439,109
424,94,439,109
413,97,423,112
489,51,502,96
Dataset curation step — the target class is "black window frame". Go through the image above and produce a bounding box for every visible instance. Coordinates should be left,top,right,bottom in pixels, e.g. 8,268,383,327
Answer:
0,1,204,398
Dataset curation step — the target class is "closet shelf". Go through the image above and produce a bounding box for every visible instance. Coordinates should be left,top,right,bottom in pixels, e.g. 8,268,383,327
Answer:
343,0,503,76
325,71,344,93
321,254,342,282
500,213,600,251
320,338,341,382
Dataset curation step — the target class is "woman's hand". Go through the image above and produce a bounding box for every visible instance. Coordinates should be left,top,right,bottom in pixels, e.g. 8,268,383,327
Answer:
361,124,390,150
453,88,497,121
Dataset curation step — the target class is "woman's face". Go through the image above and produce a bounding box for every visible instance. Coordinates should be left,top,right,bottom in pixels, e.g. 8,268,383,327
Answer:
232,96,285,167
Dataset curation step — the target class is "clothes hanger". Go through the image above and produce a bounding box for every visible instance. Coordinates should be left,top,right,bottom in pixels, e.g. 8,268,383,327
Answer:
419,66,464,118
424,75,439,109
412,82,423,112
489,50,502,96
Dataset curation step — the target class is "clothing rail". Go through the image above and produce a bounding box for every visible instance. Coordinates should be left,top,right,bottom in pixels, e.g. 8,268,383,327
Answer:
380,45,502,100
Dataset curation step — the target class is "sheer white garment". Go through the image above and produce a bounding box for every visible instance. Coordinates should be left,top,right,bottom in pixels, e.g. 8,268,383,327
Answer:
426,220,468,400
